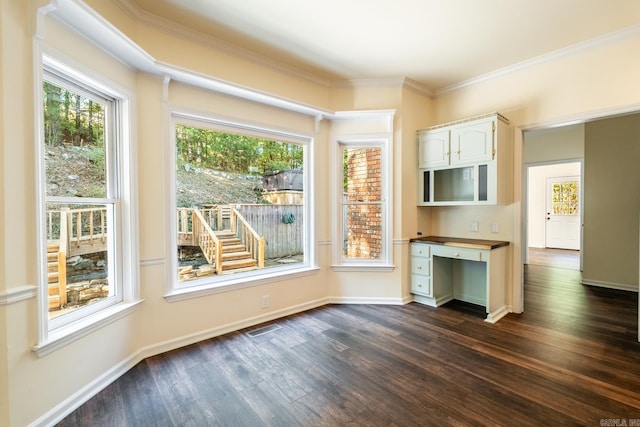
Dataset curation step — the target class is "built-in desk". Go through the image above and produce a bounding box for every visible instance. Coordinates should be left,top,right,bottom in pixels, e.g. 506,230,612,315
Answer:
409,236,510,323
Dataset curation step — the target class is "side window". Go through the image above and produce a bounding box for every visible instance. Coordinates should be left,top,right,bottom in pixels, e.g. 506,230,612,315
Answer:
342,146,383,260
38,57,136,342
335,137,391,268
172,118,311,289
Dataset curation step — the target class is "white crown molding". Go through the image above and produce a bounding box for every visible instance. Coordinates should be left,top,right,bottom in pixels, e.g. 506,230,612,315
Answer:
43,0,334,120
402,78,434,97
331,77,406,88
435,22,640,96
112,0,333,88
331,77,433,97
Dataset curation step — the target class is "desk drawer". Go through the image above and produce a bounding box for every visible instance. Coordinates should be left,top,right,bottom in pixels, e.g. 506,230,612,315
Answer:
410,243,430,257
411,274,431,296
411,257,430,275
432,245,486,262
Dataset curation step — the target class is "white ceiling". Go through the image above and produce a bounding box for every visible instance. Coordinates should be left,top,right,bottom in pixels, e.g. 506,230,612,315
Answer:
126,0,640,93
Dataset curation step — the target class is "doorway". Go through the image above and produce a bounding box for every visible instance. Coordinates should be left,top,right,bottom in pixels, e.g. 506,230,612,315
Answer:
526,161,582,270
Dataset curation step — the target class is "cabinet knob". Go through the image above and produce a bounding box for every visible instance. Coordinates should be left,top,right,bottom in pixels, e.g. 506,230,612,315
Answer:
454,253,460,257
417,266,422,270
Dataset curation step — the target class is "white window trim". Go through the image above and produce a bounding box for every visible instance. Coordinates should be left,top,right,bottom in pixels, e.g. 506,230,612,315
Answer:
332,135,394,271
33,48,140,356
165,111,316,299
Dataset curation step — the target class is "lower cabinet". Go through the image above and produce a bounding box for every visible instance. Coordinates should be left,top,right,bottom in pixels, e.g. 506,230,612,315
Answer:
410,243,431,297
409,240,509,324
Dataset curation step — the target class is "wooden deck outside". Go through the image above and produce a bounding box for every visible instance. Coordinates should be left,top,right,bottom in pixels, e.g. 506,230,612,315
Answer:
48,205,279,310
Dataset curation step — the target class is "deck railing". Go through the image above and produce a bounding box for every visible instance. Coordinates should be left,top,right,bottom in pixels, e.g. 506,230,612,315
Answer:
191,208,223,275
231,208,265,269
48,207,108,256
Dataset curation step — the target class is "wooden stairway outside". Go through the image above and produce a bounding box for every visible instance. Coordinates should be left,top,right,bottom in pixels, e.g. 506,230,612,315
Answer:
177,207,265,280
215,230,258,272
47,243,67,309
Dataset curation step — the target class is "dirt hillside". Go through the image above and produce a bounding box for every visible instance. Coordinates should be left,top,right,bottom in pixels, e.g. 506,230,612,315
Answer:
45,145,263,205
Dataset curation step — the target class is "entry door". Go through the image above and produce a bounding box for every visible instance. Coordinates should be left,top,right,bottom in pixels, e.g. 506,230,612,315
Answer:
545,176,580,250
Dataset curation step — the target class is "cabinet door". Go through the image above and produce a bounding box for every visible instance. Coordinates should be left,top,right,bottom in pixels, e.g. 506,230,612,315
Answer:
450,119,494,165
418,129,450,168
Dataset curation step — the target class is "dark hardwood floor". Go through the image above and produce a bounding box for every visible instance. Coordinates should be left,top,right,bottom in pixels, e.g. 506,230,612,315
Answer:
528,247,581,270
58,264,640,426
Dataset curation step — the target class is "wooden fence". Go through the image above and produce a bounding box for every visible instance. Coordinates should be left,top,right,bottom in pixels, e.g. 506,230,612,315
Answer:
236,204,303,258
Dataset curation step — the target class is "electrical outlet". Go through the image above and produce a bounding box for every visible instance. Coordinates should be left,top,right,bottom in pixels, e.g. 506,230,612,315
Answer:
417,231,423,236
491,223,499,233
261,295,270,308
470,221,479,232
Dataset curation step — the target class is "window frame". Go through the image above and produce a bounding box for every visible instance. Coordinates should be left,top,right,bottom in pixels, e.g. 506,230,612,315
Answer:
333,135,393,271
165,112,317,301
34,53,140,356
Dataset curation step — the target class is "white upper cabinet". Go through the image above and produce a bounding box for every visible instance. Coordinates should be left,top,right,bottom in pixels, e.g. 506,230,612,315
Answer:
451,118,494,165
418,128,450,168
417,112,512,206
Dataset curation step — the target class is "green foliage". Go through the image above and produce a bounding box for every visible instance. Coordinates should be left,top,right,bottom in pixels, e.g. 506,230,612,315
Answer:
42,80,105,147
84,146,106,179
176,125,303,174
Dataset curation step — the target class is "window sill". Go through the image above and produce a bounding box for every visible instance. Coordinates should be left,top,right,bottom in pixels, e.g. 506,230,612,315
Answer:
165,265,320,303
331,264,395,272
33,300,143,358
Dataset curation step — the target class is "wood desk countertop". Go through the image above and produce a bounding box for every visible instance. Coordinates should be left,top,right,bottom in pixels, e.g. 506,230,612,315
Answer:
409,236,510,250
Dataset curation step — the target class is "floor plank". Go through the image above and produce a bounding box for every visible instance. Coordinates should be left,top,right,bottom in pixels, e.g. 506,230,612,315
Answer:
528,247,580,270
57,264,640,426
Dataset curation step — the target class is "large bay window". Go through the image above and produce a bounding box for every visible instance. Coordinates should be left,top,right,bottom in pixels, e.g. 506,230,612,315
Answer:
168,113,314,297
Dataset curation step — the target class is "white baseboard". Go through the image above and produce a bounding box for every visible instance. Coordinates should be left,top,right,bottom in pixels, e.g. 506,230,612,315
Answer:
485,306,509,324
327,296,406,305
581,279,639,292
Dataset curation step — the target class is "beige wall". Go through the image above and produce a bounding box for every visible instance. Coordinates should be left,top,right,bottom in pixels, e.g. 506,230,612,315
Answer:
0,0,7,421
583,113,640,289
524,124,585,164
2,1,34,424
2,0,640,425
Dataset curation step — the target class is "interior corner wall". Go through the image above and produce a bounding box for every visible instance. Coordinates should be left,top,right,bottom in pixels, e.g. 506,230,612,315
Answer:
1,0,12,424
0,0,5,298
583,113,640,289
401,86,434,240
398,85,433,299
